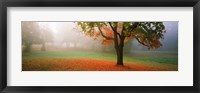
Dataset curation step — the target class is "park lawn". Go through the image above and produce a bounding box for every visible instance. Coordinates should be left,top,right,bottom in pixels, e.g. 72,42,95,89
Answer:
22,51,178,71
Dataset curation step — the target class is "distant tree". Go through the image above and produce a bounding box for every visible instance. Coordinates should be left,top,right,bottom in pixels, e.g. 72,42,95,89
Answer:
22,22,53,52
77,22,166,65
56,24,81,48
39,25,53,51
22,22,41,52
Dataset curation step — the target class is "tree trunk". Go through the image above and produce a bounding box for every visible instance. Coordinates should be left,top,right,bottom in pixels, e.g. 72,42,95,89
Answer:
116,48,123,65
25,42,32,52
113,32,122,65
25,44,31,52
116,37,124,65
41,42,46,51
112,22,125,66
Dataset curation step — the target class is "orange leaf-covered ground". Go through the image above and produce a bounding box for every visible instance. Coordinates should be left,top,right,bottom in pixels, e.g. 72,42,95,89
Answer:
22,58,177,71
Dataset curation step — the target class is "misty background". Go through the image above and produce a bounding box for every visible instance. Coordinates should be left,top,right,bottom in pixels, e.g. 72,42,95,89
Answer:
22,21,178,54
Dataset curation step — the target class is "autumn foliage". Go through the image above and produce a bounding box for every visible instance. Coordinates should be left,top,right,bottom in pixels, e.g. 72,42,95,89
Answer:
100,25,114,45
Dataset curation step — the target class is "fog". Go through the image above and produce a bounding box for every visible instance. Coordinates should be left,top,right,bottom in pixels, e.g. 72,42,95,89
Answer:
22,22,178,53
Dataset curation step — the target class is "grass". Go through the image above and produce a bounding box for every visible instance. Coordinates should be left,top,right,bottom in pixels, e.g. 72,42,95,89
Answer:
22,51,178,71
23,51,117,60
134,57,178,65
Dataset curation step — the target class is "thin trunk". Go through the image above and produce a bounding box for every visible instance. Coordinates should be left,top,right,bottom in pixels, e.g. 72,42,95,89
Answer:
25,42,32,52
25,44,31,52
41,42,46,51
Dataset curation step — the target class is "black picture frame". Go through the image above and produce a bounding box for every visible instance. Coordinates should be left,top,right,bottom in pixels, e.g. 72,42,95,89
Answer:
0,0,199,93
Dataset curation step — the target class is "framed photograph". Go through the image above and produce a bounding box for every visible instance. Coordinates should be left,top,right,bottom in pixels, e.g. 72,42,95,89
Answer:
0,0,199,93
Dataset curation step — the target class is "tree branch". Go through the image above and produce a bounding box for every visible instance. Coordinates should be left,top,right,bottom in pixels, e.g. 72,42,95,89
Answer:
121,22,139,37
135,36,149,48
119,24,125,47
97,26,114,40
114,32,119,50
108,22,121,37
123,33,131,37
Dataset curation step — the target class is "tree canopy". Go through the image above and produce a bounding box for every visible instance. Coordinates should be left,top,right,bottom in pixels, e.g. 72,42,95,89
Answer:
77,22,166,65
77,22,165,49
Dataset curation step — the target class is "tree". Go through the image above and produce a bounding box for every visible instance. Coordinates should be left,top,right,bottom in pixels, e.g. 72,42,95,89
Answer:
22,22,41,52
77,22,166,65
39,24,53,51
22,22,53,52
